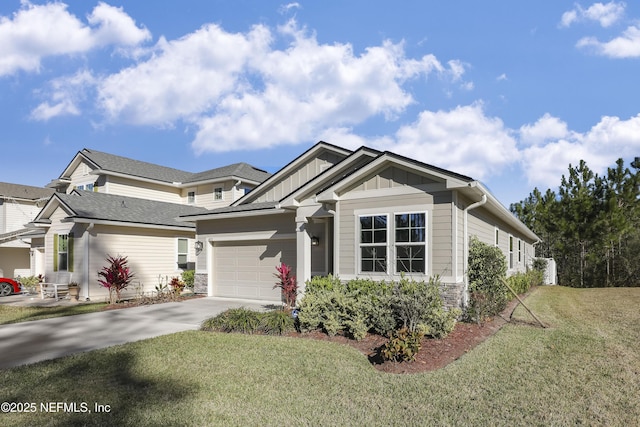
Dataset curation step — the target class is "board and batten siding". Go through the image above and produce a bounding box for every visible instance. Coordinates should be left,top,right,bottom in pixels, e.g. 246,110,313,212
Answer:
253,151,346,203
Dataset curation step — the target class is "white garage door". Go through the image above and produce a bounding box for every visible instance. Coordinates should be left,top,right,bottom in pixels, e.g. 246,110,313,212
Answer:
213,239,296,300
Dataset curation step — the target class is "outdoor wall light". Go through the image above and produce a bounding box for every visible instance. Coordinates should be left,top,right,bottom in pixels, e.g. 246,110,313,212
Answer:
194,241,204,252
311,236,320,246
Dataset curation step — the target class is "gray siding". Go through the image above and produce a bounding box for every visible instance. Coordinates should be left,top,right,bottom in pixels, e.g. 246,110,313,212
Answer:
253,150,346,203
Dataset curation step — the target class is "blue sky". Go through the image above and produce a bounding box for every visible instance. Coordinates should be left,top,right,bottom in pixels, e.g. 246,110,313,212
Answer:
1,1,639,206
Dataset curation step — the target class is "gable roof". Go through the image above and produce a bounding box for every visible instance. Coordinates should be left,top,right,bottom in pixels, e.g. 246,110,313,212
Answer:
230,141,352,206
184,162,271,185
53,149,271,188
0,182,55,201
34,190,207,230
77,148,193,184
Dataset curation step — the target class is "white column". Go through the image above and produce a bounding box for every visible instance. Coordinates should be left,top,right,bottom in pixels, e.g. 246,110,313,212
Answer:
296,219,311,298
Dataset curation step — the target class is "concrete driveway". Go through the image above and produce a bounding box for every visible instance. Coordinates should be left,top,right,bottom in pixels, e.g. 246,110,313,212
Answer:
0,297,277,370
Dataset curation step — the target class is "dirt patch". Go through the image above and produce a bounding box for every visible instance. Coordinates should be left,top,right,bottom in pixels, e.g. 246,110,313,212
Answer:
289,297,524,374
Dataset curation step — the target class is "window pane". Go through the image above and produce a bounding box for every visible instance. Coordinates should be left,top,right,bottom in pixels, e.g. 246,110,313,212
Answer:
373,230,387,243
361,246,386,273
360,216,372,229
396,229,409,242
374,215,387,229
395,214,409,228
178,239,188,253
58,235,68,252
361,231,373,244
361,260,373,272
411,213,425,228
411,228,425,242
58,253,68,271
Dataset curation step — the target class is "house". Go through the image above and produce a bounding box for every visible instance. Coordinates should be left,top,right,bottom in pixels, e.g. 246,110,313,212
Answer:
0,182,54,278
30,149,271,300
180,142,540,308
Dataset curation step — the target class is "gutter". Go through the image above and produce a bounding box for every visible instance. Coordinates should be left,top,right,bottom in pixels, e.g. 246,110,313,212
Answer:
83,223,94,301
463,192,487,306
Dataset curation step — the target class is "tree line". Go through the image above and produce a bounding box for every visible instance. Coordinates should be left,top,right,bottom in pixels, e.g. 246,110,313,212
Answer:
510,158,640,287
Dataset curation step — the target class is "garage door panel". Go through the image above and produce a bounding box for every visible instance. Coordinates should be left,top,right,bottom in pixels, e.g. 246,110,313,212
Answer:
213,239,295,300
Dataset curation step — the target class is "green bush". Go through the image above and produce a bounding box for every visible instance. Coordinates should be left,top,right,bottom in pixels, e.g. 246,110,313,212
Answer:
201,307,261,334
506,270,544,295
259,310,295,335
392,276,459,338
298,275,458,340
181,270,195,289
381,328,423,362
467,238,508,323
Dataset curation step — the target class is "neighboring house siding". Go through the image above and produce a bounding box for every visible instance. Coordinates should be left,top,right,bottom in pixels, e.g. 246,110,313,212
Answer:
2,200,40,235
86,225,195,299
105,176,182,204
180,181,239,210
0,248,30,278
253,151,346,203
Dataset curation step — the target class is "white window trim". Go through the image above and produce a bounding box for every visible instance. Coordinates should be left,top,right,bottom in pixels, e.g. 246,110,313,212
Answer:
494,226,500,247
357,213,390,275
355,207,430,277
393,211,428,275
509,234,514,269
187,189,196,205
214,187,223,201
177,238,189,270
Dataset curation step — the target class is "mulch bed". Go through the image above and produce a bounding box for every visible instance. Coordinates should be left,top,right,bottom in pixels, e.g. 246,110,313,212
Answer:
288,296,525,374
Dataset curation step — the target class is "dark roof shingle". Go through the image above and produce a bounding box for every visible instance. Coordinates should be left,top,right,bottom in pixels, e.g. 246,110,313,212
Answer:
55,190,207,228
0,182,55,200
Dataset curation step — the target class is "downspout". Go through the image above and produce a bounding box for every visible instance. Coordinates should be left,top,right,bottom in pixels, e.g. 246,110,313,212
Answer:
463,193,487,306
84,222,94,301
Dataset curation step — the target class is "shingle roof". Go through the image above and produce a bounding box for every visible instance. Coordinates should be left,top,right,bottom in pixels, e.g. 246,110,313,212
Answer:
80,149,193,184
55,190,207,228
79,149,271,185
185,163,271,184
0,182,55,200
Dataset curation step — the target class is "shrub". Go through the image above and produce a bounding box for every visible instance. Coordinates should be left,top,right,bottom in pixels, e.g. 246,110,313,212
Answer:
392,276,459,338
381,328,423,362
467,238,508,323
260,310,295,335
169,276,185,294
181,270,195,289
97,255,134,304
18,275,40,294
273,263,298,308
201,307,262,334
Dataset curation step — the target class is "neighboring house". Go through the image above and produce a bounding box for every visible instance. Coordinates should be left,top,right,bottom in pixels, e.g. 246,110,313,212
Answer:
0,182,54,278
29,148,271,300
180,142,540,308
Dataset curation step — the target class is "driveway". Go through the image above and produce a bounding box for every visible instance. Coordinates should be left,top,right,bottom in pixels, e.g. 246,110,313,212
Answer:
0,297,277,370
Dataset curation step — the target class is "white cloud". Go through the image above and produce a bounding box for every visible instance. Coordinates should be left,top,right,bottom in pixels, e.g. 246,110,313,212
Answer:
371,103,519,180
520,113,640,187
560,2,625,28
0,1,150,76
497,73,508,81
279,3,301,14
31,70,96,121
577,25,640,57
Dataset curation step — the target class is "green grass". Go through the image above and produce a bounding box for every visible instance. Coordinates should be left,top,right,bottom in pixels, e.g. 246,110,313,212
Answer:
0,303,108,325
1,286,639,426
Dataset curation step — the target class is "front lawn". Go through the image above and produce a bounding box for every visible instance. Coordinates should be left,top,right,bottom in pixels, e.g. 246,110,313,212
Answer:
1,286,638,426
0,303,108,325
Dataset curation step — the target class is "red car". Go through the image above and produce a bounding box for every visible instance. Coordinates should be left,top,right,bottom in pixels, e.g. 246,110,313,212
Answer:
0,278,21,296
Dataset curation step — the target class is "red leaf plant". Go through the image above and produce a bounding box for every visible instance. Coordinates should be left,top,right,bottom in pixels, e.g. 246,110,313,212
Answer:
273,263,298,309
98,255,134,304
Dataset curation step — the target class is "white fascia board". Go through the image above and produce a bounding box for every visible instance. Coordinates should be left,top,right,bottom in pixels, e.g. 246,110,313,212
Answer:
91,169,180,188
183,175,262,188
64,217,196,232
280,148,379,207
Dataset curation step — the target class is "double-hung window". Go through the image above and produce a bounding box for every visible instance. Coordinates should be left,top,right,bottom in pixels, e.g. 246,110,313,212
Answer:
53,233,73,272
177,238,188,269
359,215,387,273
395,213,426,273
214,187,223,201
